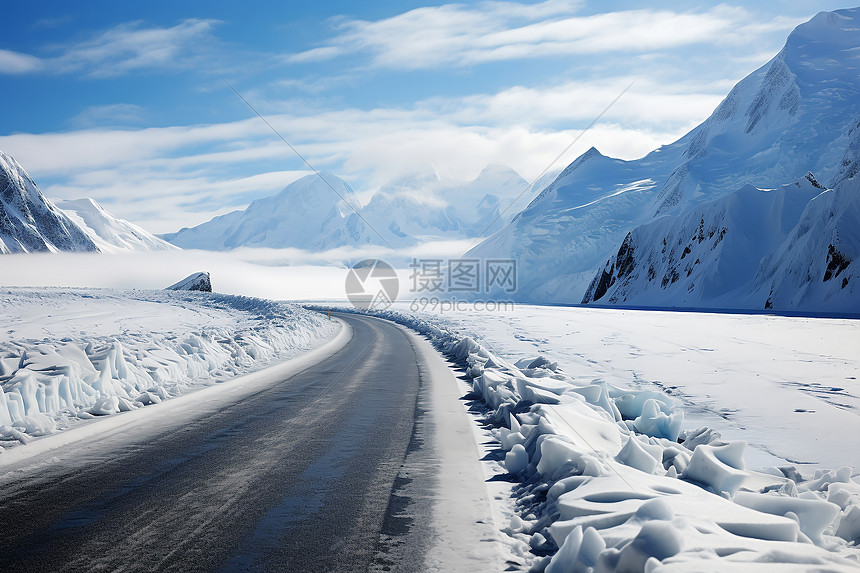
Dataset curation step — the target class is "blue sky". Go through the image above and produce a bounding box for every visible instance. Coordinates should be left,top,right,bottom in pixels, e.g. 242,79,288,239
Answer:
0,1,848,233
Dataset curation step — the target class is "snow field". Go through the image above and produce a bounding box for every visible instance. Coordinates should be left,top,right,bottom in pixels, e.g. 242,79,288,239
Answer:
352,307,860,571
0,288,338,446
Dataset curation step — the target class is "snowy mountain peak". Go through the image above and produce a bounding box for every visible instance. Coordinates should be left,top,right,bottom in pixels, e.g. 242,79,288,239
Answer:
0,150,98,254
165,165,533,250
57,197,177,254
165,172,370,251
468,8,860,306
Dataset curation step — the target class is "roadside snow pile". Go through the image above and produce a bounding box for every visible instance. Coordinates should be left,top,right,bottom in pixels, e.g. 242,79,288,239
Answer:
0,288,336,446
350,308,860,571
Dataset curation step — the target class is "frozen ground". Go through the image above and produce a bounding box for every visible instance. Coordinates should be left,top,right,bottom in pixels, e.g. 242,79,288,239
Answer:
0,288,338,446
351,303,860,571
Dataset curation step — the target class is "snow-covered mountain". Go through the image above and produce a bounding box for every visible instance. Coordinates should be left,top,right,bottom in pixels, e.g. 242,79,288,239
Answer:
470,8,860,306
0,150,98,254
163,172,369,251
753,175,858,312
58,198,177,254
581,173,857,313
0,149,176,255
164,165,534,250
358,165,532,246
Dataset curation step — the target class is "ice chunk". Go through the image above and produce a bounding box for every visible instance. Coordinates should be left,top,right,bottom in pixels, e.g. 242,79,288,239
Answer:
836,505,860,543
506,444,529,475
12,413,56,436
615,437,662,474
536,436,605,479
545,525,607,573
632,398,684,441
546,525,583,573
682,443,747,495
614,391,672,420
615,522,682,571
89,395,120,416
635,498,674,521
734,491,841,542
501,431,526,451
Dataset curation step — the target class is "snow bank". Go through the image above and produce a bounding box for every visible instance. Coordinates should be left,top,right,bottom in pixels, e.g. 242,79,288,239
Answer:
342,307,860,570
0,288,337,445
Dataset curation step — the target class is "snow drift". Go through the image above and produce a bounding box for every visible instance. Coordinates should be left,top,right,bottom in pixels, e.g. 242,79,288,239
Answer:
0,289,337,444
344,307,860,570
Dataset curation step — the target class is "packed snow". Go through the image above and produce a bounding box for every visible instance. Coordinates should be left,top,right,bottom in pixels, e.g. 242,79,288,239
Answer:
0,288,337,446
339,303,860,570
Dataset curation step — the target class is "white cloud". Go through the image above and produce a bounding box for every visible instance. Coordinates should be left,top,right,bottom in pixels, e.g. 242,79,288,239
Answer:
51,18,221,77
0,49,44,74
287,46,343,64
0,19,222,77
0,71,724,234
69,103,147,128
289,2,800,70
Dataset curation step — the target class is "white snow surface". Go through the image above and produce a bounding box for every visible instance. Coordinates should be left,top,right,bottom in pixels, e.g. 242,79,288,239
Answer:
469,8,860,305
348,304,860,571
57,197,177,254
0,288,337,445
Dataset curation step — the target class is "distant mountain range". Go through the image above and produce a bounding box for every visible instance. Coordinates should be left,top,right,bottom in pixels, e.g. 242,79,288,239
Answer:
0,150,174,254
470,8,859,314
162,165,536,250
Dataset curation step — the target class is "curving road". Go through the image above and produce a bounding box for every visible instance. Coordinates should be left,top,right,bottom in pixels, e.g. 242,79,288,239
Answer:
0,313,442,572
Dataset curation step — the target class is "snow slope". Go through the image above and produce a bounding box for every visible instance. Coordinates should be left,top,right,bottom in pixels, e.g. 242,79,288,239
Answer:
57,197,177,254
0,288,337,443
0,150,98,254
582,173,858,313
347,304,860,570
469,8,860,304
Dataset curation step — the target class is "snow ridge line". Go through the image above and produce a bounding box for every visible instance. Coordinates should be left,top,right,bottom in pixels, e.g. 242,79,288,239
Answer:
330,306,860,572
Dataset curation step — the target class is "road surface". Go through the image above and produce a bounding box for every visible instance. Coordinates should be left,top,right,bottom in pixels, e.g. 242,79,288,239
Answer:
0,313,469,572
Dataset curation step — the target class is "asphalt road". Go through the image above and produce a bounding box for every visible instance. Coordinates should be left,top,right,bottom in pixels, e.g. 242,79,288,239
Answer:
0,313,430,572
